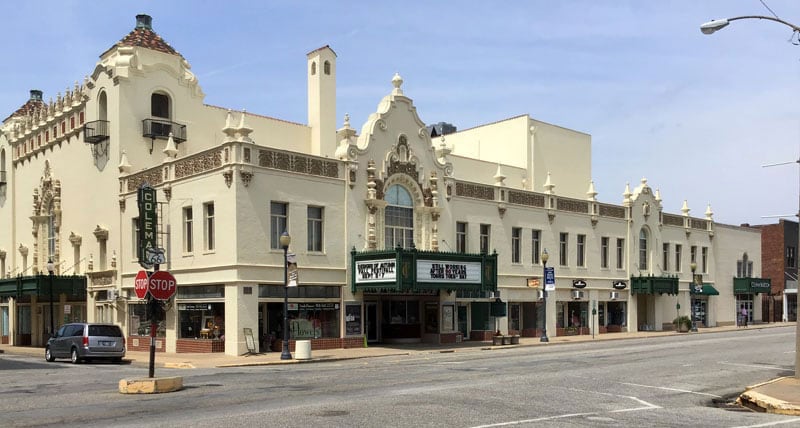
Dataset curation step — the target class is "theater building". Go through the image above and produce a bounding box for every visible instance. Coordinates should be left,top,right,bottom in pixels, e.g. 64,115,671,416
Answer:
0,15,766,355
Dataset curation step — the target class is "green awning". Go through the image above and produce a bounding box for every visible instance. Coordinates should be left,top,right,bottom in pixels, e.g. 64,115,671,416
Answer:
631,276,679,295
691,284,719,295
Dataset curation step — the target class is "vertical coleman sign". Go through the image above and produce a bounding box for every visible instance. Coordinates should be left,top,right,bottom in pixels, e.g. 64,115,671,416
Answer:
137,184,157,269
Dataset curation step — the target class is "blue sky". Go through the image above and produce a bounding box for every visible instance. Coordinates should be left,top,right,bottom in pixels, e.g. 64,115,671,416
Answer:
2,1,799,226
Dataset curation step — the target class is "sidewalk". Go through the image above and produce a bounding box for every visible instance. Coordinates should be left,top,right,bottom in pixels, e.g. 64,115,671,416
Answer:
2,322,797,414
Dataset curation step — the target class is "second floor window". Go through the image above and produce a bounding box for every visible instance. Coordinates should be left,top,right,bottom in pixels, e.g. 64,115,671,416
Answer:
702,247,709,273
675,244,683,272
271,202,288,249
532,229,541,264
203,202,215,251
512,228,521,264
662,243,670,272
601,237,609,268
307,206,323,252
616,238,624,269
385,185,414,249
577,234,586,267
480,224,491,254
788,246,797,269
690,245,697,264
183,207,193,253
638,228,648,271
456,222,467,253
737,253,754,277
559,233,568,266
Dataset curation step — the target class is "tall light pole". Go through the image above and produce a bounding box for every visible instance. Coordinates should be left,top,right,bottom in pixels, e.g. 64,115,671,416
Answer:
541,249,549,342
46,258,55,337
701,13,800,376
690,262,698,332
280,231,292,360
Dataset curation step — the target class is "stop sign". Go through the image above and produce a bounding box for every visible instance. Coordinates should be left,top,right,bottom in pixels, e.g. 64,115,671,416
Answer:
134,270,150,299
148,270,177,300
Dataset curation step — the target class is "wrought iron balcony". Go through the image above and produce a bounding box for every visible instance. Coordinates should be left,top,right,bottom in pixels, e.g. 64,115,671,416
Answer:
142,118,187,143
83,120,110,144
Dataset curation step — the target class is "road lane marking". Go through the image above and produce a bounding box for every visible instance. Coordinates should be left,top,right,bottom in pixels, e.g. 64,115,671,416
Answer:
470,390,659,427
731,418,800,427
719,361,788,371
620,382,722,398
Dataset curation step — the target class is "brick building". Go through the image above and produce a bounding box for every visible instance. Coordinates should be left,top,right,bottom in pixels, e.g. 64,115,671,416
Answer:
755,219,798,322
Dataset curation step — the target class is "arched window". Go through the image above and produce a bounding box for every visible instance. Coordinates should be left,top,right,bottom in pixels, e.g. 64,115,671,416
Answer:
323,60,331,75
311,61,317,75
385,185,414,249
638,228,648,270
98,91,108,121
0,148,6,184
151,93,170,119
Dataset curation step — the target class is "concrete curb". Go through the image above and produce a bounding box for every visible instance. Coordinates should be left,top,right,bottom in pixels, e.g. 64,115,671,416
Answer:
119,376,183,394
738,389,800,416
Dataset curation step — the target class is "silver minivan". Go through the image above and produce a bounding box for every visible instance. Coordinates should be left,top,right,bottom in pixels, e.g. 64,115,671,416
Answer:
45,323,126,364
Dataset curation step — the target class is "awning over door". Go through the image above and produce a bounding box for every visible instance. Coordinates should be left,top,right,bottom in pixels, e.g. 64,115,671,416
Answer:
691,284,719,295
630,276,679,295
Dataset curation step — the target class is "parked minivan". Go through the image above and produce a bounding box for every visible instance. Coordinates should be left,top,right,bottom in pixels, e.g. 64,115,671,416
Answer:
45,323,126,364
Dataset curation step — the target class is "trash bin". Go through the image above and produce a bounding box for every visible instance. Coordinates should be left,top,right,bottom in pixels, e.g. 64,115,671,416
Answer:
295,340,312,360
510,335,520,345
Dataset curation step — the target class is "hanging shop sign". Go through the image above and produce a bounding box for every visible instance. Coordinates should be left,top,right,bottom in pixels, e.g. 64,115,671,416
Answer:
572,279,587,289
137,184,158,269
612,280,627,290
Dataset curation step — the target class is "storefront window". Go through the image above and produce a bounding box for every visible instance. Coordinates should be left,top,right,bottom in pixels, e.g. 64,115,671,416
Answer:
129,303,166,337
508,303,521,331
177,303,224,339
288,303,340,339
607,302,626,326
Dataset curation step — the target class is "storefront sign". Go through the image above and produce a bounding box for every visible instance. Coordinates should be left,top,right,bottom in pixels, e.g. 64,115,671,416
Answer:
299,303,339,311
612,280,627,290
345,303,362,336
572,279,587,289
178,303,212,311
750,281,771,291
416,260,481,283
355,259,396,284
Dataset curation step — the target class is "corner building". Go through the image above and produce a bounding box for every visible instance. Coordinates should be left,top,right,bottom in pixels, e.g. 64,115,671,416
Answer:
0,15,766,355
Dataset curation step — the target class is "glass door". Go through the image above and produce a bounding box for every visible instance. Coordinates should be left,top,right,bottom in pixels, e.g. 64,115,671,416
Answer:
457,305,468,339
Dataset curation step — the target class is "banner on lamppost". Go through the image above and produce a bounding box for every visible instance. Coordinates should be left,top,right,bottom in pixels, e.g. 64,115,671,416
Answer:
287,253,298,287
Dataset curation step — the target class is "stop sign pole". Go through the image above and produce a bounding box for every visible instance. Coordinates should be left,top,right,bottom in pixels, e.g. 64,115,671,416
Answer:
147,264,160,379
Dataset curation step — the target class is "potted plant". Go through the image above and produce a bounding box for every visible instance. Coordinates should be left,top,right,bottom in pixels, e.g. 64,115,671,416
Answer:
673,315,692,332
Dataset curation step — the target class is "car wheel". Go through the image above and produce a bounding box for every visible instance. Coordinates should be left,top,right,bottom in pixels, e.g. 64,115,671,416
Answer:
70,348,81,364
45,347,55,362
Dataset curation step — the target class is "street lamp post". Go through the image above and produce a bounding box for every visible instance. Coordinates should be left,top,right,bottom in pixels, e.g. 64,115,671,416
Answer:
700,13,800,376
280,231,292,360
690,262,698,332
541,249,549,343
46,258,55,337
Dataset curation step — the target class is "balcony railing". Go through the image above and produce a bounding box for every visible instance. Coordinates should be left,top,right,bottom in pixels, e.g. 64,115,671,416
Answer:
142,118,187,143
0,170,6,185
83,120,110,144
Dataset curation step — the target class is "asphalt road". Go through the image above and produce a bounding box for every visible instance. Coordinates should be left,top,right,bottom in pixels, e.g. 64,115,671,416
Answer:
2,327,800,427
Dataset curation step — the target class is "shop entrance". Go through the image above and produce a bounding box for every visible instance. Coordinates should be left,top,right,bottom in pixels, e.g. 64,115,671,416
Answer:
692,298,707,327
365,301,378,343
